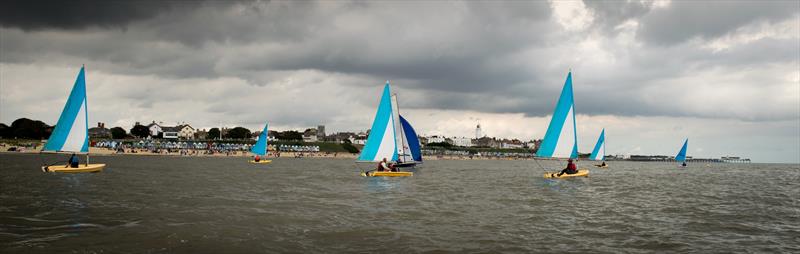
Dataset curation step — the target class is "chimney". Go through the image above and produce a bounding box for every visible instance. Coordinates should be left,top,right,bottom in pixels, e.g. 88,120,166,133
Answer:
97,122,102,128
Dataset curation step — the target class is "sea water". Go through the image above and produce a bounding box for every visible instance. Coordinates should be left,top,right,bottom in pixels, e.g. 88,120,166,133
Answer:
1,153,798,253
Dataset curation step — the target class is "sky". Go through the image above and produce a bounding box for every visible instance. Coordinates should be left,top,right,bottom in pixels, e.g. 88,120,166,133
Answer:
0,0,798,163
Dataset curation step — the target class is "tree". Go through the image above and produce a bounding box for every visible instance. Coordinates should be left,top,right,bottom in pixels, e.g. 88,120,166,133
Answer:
0,123,9,138
208,128,221,140
110,127,127,139
341,142,359,153
10,118,51,139
225,127,251,139
130,124,150,138
276,130,303,141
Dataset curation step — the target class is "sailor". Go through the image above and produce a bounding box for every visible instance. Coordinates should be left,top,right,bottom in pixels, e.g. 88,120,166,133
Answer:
68,153,80,168
377,158,391,172
557,158,578,176
254,154,261,162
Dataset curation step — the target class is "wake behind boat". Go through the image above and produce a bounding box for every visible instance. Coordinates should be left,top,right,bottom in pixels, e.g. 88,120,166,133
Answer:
535,72,588,179
41,66,105,173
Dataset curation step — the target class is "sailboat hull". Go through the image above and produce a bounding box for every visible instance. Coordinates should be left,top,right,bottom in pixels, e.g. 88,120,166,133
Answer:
43,164,105,173
249,160,272,164
543,169,589,179
361,171,413,177
594,165,608,168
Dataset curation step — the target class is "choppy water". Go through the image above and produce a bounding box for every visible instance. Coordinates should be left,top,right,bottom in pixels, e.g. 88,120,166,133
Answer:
1,153,798,253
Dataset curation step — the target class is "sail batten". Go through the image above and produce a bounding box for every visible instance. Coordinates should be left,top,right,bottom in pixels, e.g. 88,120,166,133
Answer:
43,67,89,153
590,129,605,161
250,123,269,156
537,72,578,159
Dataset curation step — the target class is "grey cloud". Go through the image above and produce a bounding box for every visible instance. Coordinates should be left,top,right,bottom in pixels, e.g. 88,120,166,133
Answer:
637,1,799,45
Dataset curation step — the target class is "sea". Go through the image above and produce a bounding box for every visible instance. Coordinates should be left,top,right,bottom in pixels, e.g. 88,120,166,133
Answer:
1,153,798,253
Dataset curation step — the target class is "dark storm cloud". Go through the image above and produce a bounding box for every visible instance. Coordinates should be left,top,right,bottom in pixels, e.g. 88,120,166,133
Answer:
637,1,799,46
0,0,220,30
0,0,797,121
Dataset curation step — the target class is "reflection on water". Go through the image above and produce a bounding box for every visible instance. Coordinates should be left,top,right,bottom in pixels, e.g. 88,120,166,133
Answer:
1,153,798,253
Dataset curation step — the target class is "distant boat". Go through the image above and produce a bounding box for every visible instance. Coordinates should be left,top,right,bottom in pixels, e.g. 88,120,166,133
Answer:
676,138,688,167
249,122,271,164
590,129,608,168
537,72,588,178
358,82,419,177
41,66,105,173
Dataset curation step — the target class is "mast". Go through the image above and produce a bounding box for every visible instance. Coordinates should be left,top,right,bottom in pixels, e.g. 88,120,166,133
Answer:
392,93,409,162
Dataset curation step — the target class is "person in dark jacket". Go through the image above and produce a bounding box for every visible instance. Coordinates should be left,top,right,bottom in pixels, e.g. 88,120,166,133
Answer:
68,153,79,168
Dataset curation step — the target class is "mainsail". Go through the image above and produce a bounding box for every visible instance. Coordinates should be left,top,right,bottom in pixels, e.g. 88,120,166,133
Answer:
358,82,398,162
536,72,578,159
589,129,606,161
43,67,90,153
250,123,269,156
676,139,688,162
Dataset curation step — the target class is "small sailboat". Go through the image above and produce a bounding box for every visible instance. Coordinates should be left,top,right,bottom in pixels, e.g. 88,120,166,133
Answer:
676,138,688,168
358,82,419,177
249,122,272,164
590,129,608,168
537,72,588,179
41,66,105,173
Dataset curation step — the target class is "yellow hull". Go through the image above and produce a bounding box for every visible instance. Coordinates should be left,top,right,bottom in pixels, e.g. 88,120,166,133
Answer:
361,171,413,177
543,169,589,179
43,164,105,173
249,160,272,164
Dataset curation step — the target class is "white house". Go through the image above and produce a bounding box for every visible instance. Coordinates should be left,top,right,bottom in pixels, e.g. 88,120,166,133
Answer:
177,125,195,139
147,121,162,137
452,137,473,147
428,135,446,143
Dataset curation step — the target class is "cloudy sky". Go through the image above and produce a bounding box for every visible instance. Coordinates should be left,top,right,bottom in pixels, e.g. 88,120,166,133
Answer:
1,0,798,163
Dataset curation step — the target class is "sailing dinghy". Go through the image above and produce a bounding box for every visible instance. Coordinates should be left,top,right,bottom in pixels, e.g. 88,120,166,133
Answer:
536,72,588,179
249,123,272,164
41,66,106,173
676,139,688,168
590,129,608,168
357,82,420,177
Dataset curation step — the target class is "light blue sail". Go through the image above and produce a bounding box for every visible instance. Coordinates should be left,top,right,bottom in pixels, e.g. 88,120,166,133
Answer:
358,82,398,162
250,123,269,156
537,72,578,158
589,129,605,161
399,115,422,162
676,139,688,162
43,67,89,153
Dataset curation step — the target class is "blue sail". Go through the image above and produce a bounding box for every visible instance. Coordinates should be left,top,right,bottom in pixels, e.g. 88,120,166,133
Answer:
358,82,398,162
537,72,578,158
676,139,688,162
250,123,269,156
43,67,89,153
589,129,605,161
399,115,422,162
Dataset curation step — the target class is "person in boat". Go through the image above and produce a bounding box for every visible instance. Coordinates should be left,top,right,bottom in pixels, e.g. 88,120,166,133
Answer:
557,158,578,176
254,154,261,162
68,153,80,168
681,161,687,167
601,161,607,167
377,158,391,172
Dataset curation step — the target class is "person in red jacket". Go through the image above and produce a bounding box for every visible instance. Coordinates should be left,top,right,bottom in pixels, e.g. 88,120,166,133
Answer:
557,159,578,176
